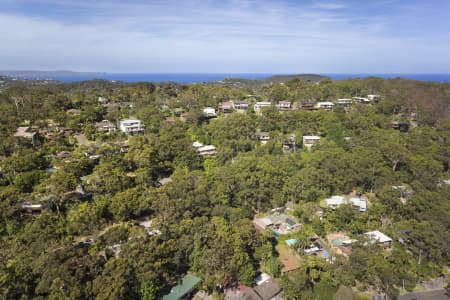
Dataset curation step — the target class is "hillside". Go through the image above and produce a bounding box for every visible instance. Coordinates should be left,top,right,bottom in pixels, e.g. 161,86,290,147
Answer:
0,77,449,299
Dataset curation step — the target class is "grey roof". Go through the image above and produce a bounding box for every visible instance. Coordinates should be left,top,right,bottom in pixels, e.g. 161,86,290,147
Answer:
253,278,282,300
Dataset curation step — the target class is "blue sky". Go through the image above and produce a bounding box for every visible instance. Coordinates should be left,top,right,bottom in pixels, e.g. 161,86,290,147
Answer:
0,0,449,73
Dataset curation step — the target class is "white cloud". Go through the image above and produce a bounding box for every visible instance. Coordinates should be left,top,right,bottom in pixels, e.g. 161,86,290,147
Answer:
312,2,347,10
0,0,448,72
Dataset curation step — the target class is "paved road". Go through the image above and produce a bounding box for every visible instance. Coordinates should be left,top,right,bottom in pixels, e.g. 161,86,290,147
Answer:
398,289,450,300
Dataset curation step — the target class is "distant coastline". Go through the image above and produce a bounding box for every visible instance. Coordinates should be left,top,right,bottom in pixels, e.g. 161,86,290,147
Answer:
0,70,449,83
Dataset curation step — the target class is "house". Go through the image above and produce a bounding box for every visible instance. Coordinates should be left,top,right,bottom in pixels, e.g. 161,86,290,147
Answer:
162,274,201,300
95,120,116,132
303,237,332,261
352,97,371,104
300,100,318,110
218,101,234,113
276,101,292,111
328,232,357,257
254,102,272,113
324,195,367,212
193,142,217,156
225,284,262,300
21,201,47,214
316,101,335,111
253,278,283,300
98,96,109,104
367,94,381,102
337,99,353,107
14,126,37,139
255,132,270,144
302,136,321,149
391,120,410,132
203,107,217,118
282,134,296,152
364,230,392,248
234,101,249,110
119,119,144,134
254,213,301,235
196,145,217,156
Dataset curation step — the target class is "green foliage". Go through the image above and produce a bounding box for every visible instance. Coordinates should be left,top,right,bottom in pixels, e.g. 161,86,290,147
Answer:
0,77,449,299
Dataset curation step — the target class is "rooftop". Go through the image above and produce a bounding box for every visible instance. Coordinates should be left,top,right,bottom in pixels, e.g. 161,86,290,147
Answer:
364,230,392,243
253,278,282,300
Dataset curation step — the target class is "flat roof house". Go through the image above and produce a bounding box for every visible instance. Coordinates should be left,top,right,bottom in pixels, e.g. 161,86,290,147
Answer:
254,102,272,113
276,101,292,111
234,101,249,110
367,94,381,102
302,136,321,149
255,132,270,144
352,97,371,104
203,107,217,118
324,195,367,212
119,119,144,134
196,145,217,156
337,99,353,107
316,101,335,111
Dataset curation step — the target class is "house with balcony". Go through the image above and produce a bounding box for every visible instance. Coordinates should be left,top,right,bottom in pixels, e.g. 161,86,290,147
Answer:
234,101,249,110
337,99,353,107
119,119,144,134
276,101,292,111
95,120,116,132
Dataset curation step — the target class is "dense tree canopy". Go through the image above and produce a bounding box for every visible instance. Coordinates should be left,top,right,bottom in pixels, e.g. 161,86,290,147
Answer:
0,76,449,299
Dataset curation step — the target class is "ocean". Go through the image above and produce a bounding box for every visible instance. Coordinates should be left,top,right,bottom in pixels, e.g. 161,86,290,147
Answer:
5,73,450,84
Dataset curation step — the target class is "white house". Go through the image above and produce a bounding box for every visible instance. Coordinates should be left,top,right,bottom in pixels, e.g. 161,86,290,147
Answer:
337,99,353,107
364,230,392,248
255,132,270,144
324,195,367,212
196,145,217,156
254,102,272,112
98,96,109,104
234,101,249,110
302,136,321,149
203,107,217,118
352,97,371,103
367,94,381,102
276,101,292,110
316,101,335,111
119,119,144,134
